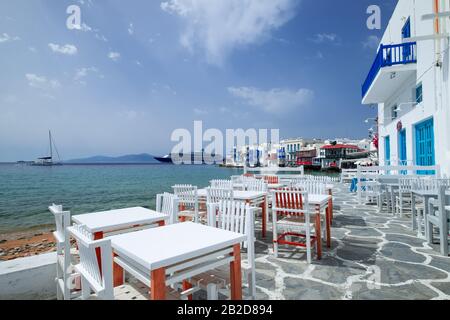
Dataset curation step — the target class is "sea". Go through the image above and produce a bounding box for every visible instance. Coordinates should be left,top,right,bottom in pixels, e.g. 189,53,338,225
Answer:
0,164,336,234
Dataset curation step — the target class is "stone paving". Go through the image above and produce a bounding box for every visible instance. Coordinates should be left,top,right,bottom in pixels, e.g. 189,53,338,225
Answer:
247,182,450,300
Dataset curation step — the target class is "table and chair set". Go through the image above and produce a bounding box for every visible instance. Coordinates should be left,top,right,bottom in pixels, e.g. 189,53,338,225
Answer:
49,173,337,301
352,164,450,257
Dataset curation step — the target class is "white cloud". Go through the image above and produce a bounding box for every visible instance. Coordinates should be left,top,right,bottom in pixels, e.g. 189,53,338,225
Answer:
310,33,340,44
128,23,134,35
228,86,313,114
0,33,20,43
74,67,99,84
108,52,121,62
25,73,61,90
193,108,208,115
48,43,78,55
362,35,380,50
161,0,299,65
80,23,93,32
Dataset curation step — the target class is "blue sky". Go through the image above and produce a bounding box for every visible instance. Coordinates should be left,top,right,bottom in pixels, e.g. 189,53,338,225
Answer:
0,0,396,161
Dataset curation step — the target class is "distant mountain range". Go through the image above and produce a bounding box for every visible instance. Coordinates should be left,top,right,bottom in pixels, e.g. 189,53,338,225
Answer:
65,153,158,164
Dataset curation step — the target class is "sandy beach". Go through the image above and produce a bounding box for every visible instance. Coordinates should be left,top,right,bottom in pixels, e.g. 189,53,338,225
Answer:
0,227,57,261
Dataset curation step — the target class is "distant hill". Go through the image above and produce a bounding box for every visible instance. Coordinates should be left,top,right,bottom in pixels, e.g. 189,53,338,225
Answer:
65,153,157,164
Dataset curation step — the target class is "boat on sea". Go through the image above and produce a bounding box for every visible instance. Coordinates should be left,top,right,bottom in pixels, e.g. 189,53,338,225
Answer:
154,151,224,165
31,131,63,166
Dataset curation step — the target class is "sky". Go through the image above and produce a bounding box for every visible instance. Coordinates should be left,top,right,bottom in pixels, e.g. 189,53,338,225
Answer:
0,0,397,161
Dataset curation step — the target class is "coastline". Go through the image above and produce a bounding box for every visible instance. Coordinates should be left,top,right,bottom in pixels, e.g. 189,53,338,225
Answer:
0,226,56,261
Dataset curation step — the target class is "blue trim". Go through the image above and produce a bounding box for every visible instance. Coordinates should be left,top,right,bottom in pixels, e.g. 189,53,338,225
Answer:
415,118,435,175
362,42,417,98
385,136,391,165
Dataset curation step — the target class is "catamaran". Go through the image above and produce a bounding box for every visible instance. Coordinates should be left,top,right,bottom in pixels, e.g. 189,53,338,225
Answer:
31,130,62,166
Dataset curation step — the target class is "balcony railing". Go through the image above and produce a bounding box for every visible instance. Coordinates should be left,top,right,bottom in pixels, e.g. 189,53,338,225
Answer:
362,42,417,99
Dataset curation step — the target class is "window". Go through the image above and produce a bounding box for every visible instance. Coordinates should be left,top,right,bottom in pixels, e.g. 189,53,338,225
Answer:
391,105,398,120
416,83,423,104
402,18,411,39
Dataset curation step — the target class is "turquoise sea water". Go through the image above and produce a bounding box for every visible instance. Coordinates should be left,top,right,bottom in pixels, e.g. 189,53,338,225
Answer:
0,164,241,234
0,164,337,234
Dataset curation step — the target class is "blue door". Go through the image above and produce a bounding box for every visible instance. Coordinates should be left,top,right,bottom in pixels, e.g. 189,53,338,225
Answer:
385,136,391,165
415,118,435,175
399,129,407,165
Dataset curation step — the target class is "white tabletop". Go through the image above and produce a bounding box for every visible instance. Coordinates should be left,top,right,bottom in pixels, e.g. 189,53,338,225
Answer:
411,190,439,197
198,189,267,201
110,222,246,270
233,183,285,189
72,207,168,233
308,194,332,206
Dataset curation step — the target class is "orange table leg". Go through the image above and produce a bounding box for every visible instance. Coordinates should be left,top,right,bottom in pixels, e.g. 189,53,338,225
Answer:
150,268,166,300
230,244,242,300
113,253,124,287
315,205,322,260
93,232,104,274
262,197,267,239
183,280,193,300
328,190,333,222
158,220,165,227
326,206,331,248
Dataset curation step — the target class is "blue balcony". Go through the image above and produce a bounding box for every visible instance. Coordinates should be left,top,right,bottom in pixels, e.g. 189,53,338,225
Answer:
362,42,417,104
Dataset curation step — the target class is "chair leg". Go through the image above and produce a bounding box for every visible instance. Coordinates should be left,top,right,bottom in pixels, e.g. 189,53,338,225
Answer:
206,283,218,300
247,269,256,300
426,216,434,244
439,224,449,256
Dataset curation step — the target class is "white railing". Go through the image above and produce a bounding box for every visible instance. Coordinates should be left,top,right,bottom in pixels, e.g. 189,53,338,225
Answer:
356,164,441,204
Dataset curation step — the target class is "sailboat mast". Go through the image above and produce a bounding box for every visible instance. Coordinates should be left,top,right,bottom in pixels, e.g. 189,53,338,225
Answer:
49,130,53,161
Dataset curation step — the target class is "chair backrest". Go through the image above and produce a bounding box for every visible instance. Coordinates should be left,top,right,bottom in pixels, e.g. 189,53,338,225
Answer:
243,179,268,192
412,178,450,192
206,187,234,204
68,224,114,300
156,193,179,224
398,178,417,192
210,179,233,189
295,181,327,195
208,200,255,268
231,175,243,184
263,175,279,184
243,173,255,178
49,204,71,244
271,188,309,221
172,184,198,204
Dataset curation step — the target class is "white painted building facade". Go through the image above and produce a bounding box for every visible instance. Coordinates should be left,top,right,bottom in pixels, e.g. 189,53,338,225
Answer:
362,0,450,176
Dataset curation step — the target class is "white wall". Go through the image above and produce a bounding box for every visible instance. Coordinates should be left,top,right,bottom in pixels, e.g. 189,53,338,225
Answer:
376,0,450,176
0,253,57,300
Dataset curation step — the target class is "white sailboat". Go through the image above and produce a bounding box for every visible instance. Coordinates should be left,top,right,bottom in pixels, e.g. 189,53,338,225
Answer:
32,130,62,166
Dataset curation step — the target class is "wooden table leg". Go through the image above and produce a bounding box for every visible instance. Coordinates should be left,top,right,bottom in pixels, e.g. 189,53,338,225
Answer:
150,268,166,300
230,244,242,300
328,190,333,221
315,205,322,260
183,280,193,300
113,253,124,287
326,206,331,248
262,197,267,239
93,232,104,274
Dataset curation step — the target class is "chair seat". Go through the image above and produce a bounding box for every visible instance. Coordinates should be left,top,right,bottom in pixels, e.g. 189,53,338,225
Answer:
276,217,316,233
114,282,181,300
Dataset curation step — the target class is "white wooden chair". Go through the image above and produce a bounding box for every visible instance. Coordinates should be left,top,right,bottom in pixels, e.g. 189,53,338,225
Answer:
49,204,77,300
263,175,279,184
427,186,450,256
206,187,234,205
243,179,268,192
68,224,181,300
210,179,233,189
193,200,256,299
156,192,179,225
271,189,318,263
172,185,202,223
395,178,416,216
294,180,327,195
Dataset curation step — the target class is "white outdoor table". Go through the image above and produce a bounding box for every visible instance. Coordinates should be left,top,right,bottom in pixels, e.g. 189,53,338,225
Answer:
233,183,286,190
72,207,168,237
411,189,438,239
308,194,333,249
198,189,269,238
110,222,246,300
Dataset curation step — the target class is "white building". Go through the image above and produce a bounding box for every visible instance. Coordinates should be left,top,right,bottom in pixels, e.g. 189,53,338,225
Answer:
362,0,450,176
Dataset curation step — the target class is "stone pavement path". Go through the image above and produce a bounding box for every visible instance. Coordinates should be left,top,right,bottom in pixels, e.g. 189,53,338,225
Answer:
249,183,450,300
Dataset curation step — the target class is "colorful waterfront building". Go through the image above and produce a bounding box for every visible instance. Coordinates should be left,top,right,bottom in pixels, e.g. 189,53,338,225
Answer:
362,0,450,176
